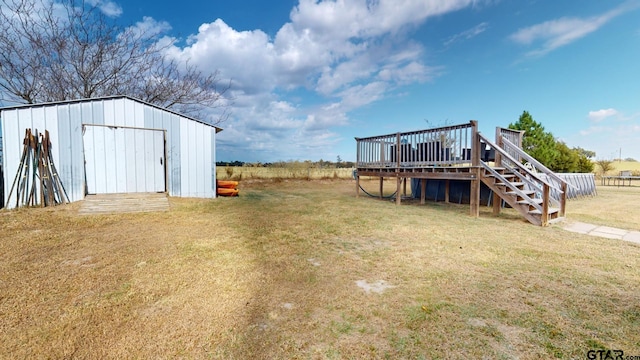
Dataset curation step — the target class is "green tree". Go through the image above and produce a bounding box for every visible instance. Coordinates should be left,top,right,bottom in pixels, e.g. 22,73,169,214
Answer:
575,153,595,173
508,111,596,173
509,111,558,168
552,141,579,173
571,146,595,173
573,147,596,159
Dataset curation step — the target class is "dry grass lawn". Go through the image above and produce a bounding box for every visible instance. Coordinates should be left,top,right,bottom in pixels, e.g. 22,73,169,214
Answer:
609,160,640,174
1,179,640,359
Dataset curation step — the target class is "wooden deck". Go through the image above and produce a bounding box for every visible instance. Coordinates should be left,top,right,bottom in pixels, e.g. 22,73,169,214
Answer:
355,122,569,226
78,192,169,215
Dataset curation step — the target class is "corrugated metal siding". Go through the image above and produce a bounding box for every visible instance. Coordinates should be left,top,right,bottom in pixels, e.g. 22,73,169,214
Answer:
178,116,215,198
0,105,61,206
211,127,217,198
83,125,165,194
1,96,218,209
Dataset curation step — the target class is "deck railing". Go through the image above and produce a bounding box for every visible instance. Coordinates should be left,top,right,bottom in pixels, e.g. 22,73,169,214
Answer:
494,127,524,167
355,121,478,168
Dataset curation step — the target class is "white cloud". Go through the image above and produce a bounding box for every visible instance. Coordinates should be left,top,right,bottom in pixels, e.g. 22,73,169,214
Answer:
127,16,171,40
87,0,122,17
573,109,640,160
588,108,619,122
509,2,640,57
444,22,489,46
216,95,346,161
575,122,640,160
179,19,277,95
171,0,488,96
289,0,481,40
162,0,492,161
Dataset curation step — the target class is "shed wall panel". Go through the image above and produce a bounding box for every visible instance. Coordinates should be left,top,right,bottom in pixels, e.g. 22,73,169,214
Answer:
1,111,20,207
103,126,118,193
196,123,203,194
92,101,104,125
134,127,146,191
56,106,74,201
134,101,145,127
170,113,181,196
83,125,98,193
179,117,213,198
211,127,217,197
125,126,137,191
114,124,128,192
203,126,212,196
104,100,115,126
44,106,60,173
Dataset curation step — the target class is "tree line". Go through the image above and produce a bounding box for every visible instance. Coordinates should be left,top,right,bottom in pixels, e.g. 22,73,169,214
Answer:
217,159,356,169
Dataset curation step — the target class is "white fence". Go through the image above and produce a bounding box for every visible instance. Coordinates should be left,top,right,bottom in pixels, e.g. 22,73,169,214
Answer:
540,173,596,199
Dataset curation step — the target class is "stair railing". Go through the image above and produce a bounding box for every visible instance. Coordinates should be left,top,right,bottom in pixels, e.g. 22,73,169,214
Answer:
500,137,569,217
478,133,565,222
479,162,544,214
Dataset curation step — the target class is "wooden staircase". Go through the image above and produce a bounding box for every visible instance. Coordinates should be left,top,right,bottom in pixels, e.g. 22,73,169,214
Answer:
480,165,563,226
477,132,568,227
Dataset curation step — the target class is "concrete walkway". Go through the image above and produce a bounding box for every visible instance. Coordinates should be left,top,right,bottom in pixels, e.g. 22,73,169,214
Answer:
563,222,640,245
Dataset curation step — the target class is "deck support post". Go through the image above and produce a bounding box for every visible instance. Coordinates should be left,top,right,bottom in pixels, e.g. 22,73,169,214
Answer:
356,174,360,198
420,179,426,205
470,120,480,218
379,177,383,199
396,176,402,205
493,128,503,217
560,182,567,217
492,191,501,215
541,184,550,226
444,180,450,203
470,169,480,217
403,178,407,196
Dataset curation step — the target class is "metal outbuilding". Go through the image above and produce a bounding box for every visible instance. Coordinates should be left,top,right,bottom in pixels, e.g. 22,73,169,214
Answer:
0,95,222,209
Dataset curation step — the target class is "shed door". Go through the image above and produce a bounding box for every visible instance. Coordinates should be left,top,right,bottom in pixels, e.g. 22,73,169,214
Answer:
83,125,165,194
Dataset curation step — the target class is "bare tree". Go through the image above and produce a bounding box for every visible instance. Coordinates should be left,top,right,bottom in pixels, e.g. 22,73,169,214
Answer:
595,159,615,176
0,0,230,124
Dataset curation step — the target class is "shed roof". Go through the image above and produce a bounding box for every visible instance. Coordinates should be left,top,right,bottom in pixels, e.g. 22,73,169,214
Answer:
0,95,223,133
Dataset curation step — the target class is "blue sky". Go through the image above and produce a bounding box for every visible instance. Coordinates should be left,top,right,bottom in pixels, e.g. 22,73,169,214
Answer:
18,0,640,162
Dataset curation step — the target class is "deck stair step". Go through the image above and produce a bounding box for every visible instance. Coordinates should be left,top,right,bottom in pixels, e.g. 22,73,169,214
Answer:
480,164,561,227
519,198,543,206
496,182,525,188
529,208,560,216
492,174,516,179
506,190,535,196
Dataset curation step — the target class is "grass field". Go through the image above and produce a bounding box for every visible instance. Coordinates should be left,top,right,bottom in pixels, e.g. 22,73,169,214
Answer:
1,180,640,359
599,160,640,176
612,160,640,171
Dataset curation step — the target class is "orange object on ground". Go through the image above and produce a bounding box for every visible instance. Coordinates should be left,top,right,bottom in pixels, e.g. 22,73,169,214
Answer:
217,187,239,196
217,180,239,189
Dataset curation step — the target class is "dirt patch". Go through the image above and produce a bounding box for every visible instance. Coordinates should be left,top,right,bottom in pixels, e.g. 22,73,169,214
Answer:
355,279,396,294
